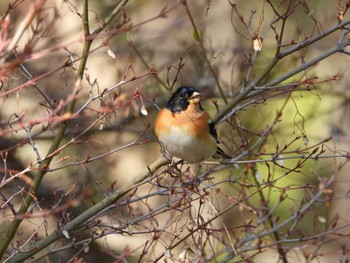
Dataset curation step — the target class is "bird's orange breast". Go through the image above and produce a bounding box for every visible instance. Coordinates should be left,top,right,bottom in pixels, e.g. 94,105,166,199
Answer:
154,104,217,163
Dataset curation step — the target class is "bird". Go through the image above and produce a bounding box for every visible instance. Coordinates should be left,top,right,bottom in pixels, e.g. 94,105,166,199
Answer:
154,85,228,164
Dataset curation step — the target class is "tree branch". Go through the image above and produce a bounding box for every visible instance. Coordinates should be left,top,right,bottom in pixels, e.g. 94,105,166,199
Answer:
3,157,167,263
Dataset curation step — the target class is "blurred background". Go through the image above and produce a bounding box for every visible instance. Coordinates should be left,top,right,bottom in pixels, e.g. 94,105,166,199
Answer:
1,0,350,262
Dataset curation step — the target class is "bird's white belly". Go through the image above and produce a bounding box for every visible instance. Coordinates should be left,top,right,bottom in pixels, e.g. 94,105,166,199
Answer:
159,126,216,163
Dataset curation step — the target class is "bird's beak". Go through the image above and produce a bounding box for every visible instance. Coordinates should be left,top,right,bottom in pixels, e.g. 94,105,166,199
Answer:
189,91,202,104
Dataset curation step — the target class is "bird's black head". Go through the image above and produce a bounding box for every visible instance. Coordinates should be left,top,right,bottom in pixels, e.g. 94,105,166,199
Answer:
166,86,203,113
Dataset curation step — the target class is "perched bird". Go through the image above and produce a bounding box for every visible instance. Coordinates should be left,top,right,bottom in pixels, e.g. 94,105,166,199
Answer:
154,86,227,164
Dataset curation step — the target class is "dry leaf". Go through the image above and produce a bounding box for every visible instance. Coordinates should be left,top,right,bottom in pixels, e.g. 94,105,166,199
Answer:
62,230,70,239
107,49,116,59
141,105,148,116
253,36,262,52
